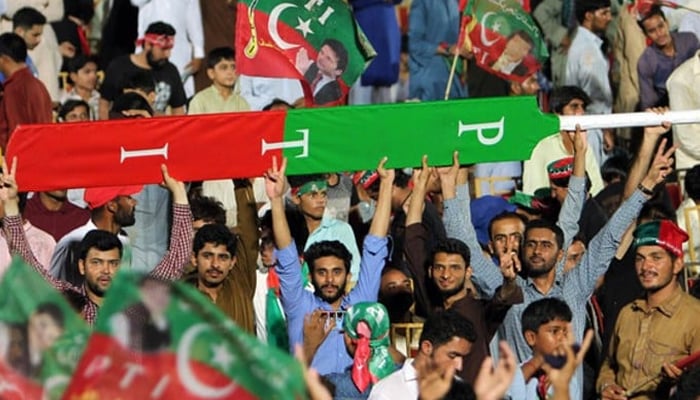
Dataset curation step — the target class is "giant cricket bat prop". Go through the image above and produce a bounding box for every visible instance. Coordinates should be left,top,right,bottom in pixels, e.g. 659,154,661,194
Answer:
6,97,700,191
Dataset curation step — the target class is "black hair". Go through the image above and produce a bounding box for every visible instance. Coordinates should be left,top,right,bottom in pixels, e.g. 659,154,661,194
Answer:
321,38,348,72
638,5,666,32
109,92,154,119
34,302,65,328
288,174,327,190
66,54,98,74
601,153,631,184
521,297,572,334
123,70,156,94
420,309,477,347
193,223,238,257
190,195,226,225
393,169,412,189
12,7,46,30
549,86,591,115
206,46,234,69
58,100,90,121
78,230,123,260
575,0,611,24
672,365,700,400
262,98,294,111
685,164,700,201
430,238,471,267
525,218,565,250
0,33,27,63
636,202,676,225
145,21,176,36
304,240,352,274
509,30,534,47
488,211,527,241
443,379,477,400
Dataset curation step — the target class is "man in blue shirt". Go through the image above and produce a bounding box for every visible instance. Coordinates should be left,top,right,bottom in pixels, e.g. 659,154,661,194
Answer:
265,156,393,375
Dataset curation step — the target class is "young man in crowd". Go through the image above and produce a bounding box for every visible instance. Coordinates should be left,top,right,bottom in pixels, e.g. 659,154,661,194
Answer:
188,46,249,114
265,156,392,375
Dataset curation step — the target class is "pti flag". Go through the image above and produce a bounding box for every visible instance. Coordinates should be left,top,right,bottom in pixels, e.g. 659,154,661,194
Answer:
459,0,548,82
0,258,90,400
63,272,306,400
235,0,376,106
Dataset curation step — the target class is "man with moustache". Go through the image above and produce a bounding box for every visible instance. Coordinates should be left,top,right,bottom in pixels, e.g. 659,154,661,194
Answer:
597,220,700,399
98,21,186,119
266,157,393,375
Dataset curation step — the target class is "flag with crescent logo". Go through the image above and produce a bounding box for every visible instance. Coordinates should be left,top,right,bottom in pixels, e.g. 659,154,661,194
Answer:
458,0,548,83
0,258,90,400
234,0,376,106
63,272,306,400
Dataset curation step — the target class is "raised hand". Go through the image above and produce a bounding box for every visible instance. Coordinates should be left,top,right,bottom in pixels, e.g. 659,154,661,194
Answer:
0,156,18,203
412,155,431,195
437,151,460,199
498,235,521,281
473,341,518,400
643,107,672,139
264,156,288,200
542,327,594,400
161,164,187,204
572,124,588,154
416,355,456,400
641,138,676,189
376,156,395,183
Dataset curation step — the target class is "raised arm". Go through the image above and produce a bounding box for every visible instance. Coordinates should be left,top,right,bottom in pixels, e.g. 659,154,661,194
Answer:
623,110,672,199
229,179,259,300
1,158,76,293
368,157,394,238
149,165,193,281
555,126,587,252
439,152,503,297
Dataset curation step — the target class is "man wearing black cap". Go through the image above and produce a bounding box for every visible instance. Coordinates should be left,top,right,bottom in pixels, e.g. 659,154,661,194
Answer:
597,220,700,399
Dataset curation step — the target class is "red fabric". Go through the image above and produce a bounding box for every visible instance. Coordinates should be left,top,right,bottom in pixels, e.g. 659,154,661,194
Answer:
351,321,372,393
266,267,281,297
536,373,548,400
84,185,143,209
6,111,287,192
24,194,91,241
135,33,175,49
77,25,91,55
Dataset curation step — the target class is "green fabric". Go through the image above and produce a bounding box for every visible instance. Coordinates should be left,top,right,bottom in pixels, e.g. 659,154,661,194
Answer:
0,257,90,399
295,180,328,196
343,302,395,381
265,289,289,350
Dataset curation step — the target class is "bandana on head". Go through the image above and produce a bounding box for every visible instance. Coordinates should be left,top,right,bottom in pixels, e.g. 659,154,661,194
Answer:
343,302,395,393
633,220,689,258
291,180,327,197
136,33,175,49
547,157,574,181
352,171,380,190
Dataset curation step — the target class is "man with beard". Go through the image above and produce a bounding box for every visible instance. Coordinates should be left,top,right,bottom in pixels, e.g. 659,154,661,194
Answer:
441,125,674,400
47,184,141,287
98,21,186,119
183,180,259,334
404,156,523,386
598,220,700,399
266,156,393,375
286,174,361,285
1,162,193,325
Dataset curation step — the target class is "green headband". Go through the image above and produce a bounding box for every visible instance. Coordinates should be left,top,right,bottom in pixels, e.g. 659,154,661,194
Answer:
293,180,328,196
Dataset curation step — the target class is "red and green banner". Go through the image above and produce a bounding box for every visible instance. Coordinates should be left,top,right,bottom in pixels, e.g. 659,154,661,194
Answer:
235,0,375,106
6,97,561,191
63,272,306,399
459,0,548,82
0,258,90,400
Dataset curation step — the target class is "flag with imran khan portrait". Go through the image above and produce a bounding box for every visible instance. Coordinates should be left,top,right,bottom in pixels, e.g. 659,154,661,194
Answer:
235,0,376,106
458,0,548,82
0,258,90,400
63,271,306,400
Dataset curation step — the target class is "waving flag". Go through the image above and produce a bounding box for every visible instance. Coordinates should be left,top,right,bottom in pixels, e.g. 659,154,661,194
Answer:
0,258,90,400
64,272,306,399
235,0,376,106
458,0,548,82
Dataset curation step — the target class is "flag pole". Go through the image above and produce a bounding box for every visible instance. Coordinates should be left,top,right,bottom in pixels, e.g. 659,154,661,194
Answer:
558,110,700,131
444,53,460,100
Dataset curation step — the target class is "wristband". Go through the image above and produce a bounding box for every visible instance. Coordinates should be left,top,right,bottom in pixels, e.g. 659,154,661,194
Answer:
637,182,654,196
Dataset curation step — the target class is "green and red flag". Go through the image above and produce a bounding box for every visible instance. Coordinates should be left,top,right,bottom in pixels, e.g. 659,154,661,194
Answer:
458,0,548,82
6,97,562,191
63,272,306,400
0,257,90,400
235,0,375,106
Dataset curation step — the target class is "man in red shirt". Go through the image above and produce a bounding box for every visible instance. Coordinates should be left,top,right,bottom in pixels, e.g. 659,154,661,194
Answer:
0,32,52,151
